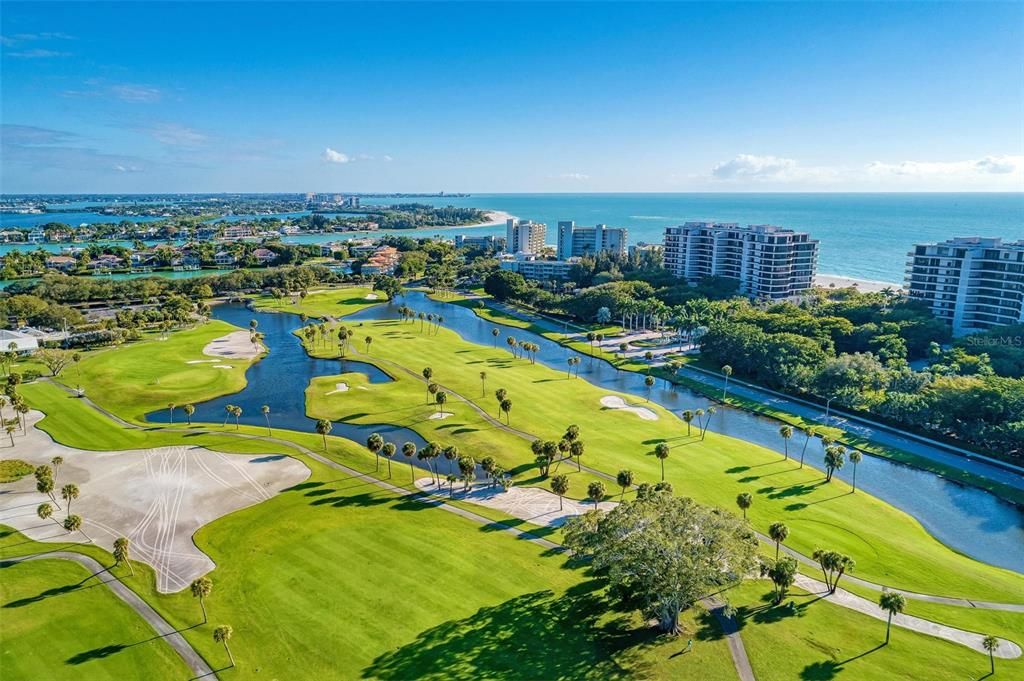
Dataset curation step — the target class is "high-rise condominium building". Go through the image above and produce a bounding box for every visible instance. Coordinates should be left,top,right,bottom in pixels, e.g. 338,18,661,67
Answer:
904,236,1024,335
556,221,628,259
506,218,547,254
663,222,819,300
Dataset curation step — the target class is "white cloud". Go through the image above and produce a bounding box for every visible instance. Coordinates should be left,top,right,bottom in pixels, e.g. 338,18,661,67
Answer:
558,172,590,181
6,48,70,58
866,155,1024,178
382,154,393,162
110,84,162,103
112,164,142,173
145,123,206,147
712,154,799,180
321,147,351,164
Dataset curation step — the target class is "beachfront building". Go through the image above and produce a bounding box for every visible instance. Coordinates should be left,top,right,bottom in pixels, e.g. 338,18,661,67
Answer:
505,218,546,254
556,221,628,259
904,236,1024,335
454,234,506,251
663,222,819,300
499,254,575,281
0,329,39,353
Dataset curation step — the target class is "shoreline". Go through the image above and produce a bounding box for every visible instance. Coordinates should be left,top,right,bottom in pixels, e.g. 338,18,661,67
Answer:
815,273,902,293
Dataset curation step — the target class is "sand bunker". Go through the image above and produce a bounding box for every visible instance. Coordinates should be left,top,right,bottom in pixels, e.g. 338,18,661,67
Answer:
365,293,379,300
213,365,233,369
326,382,349,395
203,330,262,360
185,359,219,365
415,478,616,527
428,412,454,420
1,410,309,593
357,386,369,391
600,395,658,421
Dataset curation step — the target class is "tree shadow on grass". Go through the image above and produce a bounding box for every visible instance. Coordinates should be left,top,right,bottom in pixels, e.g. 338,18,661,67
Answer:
67,644,127,665
361,581,659,680
799,644,885,680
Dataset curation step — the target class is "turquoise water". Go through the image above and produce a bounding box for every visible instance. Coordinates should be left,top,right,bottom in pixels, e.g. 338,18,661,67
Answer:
4,194,1021,282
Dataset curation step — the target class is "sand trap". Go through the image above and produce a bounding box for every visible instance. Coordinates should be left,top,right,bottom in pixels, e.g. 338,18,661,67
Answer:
326,382,349,395
415,478,616,527
365,293,379,300
600,395,659,421
357,386,369,391
428,411,454,420
185,359,219,365
213,365,233,369
1,410,309,594
203,330,262,360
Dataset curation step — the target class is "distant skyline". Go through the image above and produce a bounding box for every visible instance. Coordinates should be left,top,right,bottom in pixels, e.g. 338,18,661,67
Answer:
2,1,1022,194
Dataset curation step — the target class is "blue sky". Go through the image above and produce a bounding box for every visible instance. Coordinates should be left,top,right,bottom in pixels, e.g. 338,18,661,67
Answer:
2,1,1022,193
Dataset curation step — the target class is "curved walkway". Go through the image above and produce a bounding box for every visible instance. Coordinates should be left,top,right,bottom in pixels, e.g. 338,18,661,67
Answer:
0,552,214,678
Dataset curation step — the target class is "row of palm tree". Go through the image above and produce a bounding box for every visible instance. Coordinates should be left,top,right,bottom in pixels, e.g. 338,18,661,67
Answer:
396,306,445,335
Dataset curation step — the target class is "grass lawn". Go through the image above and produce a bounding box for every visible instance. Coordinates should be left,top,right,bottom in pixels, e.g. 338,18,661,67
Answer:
300,316,1023,603
3,390,736,679
57,320,256,422
728,579,1022,680
0,558,190,680
251,285,384,318
0,459,34,482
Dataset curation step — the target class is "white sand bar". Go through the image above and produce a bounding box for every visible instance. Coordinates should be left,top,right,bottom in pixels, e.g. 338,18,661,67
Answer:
203,330,262,359
1,410,309,593
600,395,659,421
428,411,454,420
365,293,379,300
815,274,901,293
415,478,616,527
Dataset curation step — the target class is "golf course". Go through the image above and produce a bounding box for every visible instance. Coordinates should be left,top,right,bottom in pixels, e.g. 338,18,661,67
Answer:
3,285,1022,680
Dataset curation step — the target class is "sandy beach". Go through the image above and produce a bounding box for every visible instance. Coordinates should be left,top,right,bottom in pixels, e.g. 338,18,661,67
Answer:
815,274,902,293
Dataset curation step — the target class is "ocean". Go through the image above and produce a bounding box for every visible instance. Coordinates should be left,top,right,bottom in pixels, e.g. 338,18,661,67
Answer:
3,193,1021,283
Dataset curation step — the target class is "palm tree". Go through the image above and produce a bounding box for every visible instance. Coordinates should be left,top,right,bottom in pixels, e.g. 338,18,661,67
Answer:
259,405,271,435
167,402,175,423
364,336,373,353
445,473,457,497
114,536,134,576
213,625,235,667
736,492,753,519
223,404,234,427
61,483,80,515
479,370,487,396
848,450,863,492
63,514,89,540
982,634,999,675
769,521,789,559
644,375,655,401
878,591,906,644
380,442,396,478
799,426,817,468
366,432,384,471
315,419,332,450
551,474,570,510
422,367,433,402
616,469,634,499
491,328,499,347
824,445,846,482
701,406,716,439
191,576,213,623
184,404,195,426
494,388,507,417
570,440,585,471
36,475,58,508
587,481,606,509
230,405,242,430
654,442,670,480
721,364,733,400
779,425,793,460
500,398,512,424
682,409,694,436
5,423,14,446
427,383,440,407
443,445,459,475
401,441,417,481
37,503,60,526
435,391,448,414
50,456,63,480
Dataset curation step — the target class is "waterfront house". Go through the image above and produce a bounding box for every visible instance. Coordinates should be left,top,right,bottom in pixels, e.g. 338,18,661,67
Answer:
361,245,400,276
27,227,45,244
214,250,237,267
88,255,124,270
45,255,78,272
0,230,26,243
253,248,279,265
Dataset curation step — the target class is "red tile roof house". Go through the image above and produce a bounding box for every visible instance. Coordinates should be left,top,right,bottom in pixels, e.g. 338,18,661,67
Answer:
45,255,78,272
252,247,279,265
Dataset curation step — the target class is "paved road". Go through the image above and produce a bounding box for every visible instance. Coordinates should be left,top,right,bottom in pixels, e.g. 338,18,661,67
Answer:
0,552,215,678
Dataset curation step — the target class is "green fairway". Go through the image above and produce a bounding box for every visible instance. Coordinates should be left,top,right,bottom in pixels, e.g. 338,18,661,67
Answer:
251,285,384,318
0,558,190,681
728,580,1023,680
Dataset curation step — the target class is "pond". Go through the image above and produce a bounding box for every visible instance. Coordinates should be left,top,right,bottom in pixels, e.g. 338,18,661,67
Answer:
151,290,1024,573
